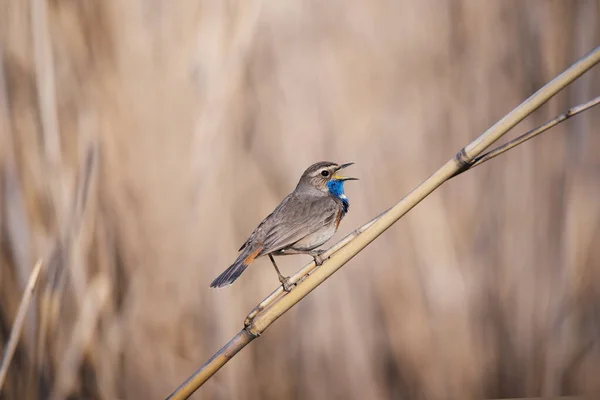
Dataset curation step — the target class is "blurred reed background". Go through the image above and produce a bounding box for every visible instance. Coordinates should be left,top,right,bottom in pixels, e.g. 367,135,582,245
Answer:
1,0,600,399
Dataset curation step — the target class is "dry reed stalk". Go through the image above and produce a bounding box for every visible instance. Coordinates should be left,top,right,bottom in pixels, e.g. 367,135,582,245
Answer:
30,0,67,388
244,94,600,324
0,259,44,390
31,0,62,174
166,46,600,400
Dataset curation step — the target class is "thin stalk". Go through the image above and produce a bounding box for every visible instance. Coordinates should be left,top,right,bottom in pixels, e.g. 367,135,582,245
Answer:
0,259,44,390
166,45,600,400
457,95,600,175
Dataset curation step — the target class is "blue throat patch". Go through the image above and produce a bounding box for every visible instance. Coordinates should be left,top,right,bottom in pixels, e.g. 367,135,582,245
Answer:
326,179,349,214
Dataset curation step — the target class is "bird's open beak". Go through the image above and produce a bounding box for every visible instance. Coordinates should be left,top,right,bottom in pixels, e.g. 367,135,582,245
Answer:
333,162,358,181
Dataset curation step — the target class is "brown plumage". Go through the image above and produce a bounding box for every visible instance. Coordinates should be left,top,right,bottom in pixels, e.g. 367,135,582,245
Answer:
210,161,357,290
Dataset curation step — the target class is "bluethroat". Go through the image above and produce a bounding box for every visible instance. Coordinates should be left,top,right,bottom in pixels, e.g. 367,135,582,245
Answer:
210,161,358,291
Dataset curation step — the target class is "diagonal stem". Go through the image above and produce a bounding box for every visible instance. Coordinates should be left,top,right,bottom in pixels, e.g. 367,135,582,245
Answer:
0,259,44,390
244,94,600,324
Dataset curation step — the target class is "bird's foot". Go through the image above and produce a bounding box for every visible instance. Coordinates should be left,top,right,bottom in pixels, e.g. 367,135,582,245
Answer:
279,276,294,292
310,249,327,266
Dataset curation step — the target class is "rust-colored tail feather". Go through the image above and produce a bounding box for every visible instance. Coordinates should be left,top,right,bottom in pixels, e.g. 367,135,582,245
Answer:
209,246,262,288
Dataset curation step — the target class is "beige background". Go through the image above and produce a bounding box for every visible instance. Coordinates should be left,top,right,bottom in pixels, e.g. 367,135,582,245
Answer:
1,1,600,399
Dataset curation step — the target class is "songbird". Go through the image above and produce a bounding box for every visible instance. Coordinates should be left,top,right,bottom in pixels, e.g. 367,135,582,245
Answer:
210,161,358,291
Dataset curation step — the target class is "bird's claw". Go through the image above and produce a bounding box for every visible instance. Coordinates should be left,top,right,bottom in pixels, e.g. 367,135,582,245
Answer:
280,276,294,292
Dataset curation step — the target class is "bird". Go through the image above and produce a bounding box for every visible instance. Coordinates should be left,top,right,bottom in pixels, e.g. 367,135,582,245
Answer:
210,161,358,291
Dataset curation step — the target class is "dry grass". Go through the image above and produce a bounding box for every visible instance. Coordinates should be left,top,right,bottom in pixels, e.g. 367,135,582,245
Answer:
1,1,600,399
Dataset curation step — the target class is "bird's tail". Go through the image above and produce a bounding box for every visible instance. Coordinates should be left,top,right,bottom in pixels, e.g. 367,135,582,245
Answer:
209,245,262,288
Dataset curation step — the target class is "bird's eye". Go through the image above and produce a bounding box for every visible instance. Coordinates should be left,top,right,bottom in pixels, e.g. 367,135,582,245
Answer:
321,170,330,177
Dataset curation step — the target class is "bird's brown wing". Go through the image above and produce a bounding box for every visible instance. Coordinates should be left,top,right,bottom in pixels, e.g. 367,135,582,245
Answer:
259,193,339,255
239,193,339,255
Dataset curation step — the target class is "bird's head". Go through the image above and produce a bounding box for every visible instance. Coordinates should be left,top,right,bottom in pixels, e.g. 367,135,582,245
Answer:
296,161,358,196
